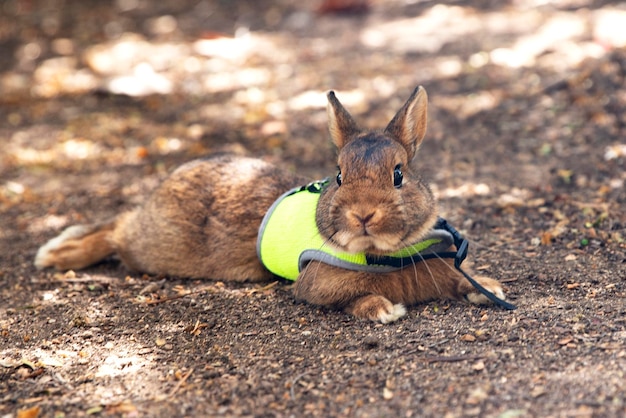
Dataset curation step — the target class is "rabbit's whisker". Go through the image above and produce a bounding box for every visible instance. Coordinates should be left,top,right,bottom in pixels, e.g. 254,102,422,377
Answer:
302,230,339,283
430,250,464,279
399,238,441,297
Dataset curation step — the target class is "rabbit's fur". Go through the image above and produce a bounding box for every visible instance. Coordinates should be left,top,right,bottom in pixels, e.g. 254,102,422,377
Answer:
35,86,505,323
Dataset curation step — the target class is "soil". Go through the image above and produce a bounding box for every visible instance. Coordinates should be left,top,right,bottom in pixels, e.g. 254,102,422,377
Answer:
1,1,625,417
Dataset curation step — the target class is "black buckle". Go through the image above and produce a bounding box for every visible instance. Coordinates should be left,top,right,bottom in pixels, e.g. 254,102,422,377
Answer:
303,178,329,194
437,218,517,310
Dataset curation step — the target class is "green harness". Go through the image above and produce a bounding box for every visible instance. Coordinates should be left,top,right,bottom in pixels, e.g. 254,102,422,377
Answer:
256,179,517,310
256,180,454,281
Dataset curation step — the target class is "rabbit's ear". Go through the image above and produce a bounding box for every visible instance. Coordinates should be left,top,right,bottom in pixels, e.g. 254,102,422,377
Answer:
327,91,360,150
384,86,428,160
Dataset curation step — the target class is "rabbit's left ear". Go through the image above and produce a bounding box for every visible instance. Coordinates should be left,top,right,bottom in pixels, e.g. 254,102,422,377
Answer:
384,86,428,160
327,91,361,150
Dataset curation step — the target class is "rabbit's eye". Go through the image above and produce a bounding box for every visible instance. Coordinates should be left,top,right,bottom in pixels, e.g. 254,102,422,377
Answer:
336,169,342,186
393,164,403,188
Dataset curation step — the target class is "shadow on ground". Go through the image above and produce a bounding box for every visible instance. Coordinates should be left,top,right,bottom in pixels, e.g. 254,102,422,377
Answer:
1,1,625,417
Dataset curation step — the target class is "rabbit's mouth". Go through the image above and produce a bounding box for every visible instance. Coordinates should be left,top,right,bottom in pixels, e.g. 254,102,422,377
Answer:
334,231,401,254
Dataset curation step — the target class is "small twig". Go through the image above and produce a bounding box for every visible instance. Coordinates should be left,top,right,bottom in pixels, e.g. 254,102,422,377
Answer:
428,338,450,348
290,372,309,400
420,354,485,363
189,319,208,335
247,281,279,295
190,319,201,334
139,278,167,295
168,369,193,397
144,289,205,305
55,277,116,284
145,294,190,305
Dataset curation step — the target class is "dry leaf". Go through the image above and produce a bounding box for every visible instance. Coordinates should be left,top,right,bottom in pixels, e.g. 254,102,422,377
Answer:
86,405,103,415
17,406,41,418
472,360,485,371
531,386,546,398
558,337,574,345
540,231,553,245
107,401,137,414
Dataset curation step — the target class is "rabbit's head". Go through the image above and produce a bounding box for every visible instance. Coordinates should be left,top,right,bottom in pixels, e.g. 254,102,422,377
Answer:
316,86,438,255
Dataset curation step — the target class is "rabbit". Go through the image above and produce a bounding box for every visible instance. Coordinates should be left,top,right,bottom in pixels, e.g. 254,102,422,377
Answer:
35,86,506,323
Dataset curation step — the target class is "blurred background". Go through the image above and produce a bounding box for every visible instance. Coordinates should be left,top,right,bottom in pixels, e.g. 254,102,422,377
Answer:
1,0,624,241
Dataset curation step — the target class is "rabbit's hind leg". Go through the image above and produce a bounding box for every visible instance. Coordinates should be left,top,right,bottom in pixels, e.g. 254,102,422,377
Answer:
35,220,117,271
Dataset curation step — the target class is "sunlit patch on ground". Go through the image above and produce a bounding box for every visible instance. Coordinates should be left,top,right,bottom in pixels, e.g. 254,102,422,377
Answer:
0,1,625,417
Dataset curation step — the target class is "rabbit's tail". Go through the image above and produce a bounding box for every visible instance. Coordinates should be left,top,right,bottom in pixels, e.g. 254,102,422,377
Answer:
34,215,124,271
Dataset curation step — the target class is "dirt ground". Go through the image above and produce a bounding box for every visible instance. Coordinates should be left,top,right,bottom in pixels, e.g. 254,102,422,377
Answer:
1,1,625,417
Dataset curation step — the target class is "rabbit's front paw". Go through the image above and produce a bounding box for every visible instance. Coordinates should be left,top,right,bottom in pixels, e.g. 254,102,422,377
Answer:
465,276,506,305
346,295,407,323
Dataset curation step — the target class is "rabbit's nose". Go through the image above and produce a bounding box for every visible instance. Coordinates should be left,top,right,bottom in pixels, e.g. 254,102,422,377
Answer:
356,212,374,225
350,210,376,230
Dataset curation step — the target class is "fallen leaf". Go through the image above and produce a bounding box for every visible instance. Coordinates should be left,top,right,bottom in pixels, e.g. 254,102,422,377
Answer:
540,231,553,245
531,385,546,398
106,400,137,414
558,337,574,345
135,146,149,159
461,334,476,342
472,360,485,371
17,406,41,418
85,405,103,415
557,169,573,183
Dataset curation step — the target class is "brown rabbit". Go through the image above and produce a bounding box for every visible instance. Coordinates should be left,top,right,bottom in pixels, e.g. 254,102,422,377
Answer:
35,86,507,323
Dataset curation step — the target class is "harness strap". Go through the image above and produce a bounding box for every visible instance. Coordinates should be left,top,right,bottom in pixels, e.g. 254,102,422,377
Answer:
435,218,517,310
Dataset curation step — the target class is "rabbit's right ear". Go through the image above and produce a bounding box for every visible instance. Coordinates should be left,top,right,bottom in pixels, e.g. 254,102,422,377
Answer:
384,86,428,160
327,91,361,150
